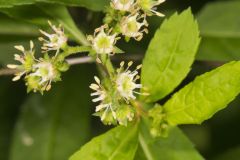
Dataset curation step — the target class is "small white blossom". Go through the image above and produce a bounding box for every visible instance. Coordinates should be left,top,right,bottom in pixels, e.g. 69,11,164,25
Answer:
7,41,35,81
116,61,143,101
27,60,58,91
90,76,117,121
39,21,67,53
111,0,135,11
137,0,165,17
88,25,118,55
120,13,148,40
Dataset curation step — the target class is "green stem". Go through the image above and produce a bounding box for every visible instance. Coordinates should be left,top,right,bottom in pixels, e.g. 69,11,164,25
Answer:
63,46,91,57
100,55,115,79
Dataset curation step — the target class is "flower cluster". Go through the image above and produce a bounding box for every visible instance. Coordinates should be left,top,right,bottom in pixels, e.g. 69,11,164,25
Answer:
8,22,69,93
6,0,165,127
90,61,148,126
87,0,163,125
89,0,165,56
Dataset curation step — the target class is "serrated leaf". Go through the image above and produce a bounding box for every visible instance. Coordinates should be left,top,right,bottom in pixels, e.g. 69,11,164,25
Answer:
70,124,139,160
141,8,201,103
164,61,240,126
0,0,108,11
135,120,203,160
197,1,240,61
9,65,95,160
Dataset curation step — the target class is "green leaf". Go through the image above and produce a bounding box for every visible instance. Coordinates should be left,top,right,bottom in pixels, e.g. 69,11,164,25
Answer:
0,5,52,27
0,13,38,36
141,8,201,103
0,4,88,45
0,0,108,11
164,61,240,126
9,65,94,160
70,124,139,160
135,120,203,160
197,1,240,61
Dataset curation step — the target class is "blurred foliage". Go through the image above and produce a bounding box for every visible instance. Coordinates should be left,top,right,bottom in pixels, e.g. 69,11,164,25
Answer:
1,0,240,160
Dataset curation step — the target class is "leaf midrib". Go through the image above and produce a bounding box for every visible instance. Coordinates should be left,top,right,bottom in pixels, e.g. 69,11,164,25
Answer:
150,13,190,96
139,133,155,160
108,125,137,160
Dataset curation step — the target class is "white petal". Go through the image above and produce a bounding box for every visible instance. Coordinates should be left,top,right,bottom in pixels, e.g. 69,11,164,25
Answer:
7,64,18,69
14,45,25,52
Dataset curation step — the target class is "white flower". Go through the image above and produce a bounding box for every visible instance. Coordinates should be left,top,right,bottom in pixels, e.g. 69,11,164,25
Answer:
90,76,117,121
116,61,143,101
111,0,135,11
28,60,58,91
137,0,165,17
88,25,118,55
39,21,67,53
7,41,35,81
120,13,148,40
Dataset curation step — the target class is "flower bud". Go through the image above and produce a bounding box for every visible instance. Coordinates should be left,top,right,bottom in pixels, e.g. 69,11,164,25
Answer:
149,104,169,137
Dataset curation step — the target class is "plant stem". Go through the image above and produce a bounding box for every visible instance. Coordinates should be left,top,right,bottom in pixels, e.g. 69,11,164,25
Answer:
66,57,94,65
100,55,115,79
0,68,18,76
63,46,91,57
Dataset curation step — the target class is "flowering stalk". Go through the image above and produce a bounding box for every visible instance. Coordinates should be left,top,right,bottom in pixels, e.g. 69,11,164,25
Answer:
6,0,165,127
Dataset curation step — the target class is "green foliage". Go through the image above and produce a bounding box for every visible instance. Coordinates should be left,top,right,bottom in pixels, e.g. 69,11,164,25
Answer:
135,120,203,160
141,8,201,102
70,124,139,160
0,4,87,44
197,1,240,61
0,0,108,11
164,61,240,125
0,5,52,27
0,14,38,36
9,65,94,160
